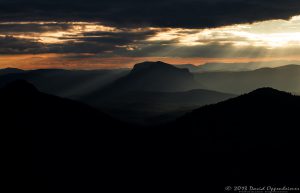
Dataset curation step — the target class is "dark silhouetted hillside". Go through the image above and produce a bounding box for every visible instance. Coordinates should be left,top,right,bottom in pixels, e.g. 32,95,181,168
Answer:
3,80,213,193
0,67,24,75
3,81,300,192
164,87,300,185
194,64,300,94
173,87,300,152
0,80,141,192
0,80,129,132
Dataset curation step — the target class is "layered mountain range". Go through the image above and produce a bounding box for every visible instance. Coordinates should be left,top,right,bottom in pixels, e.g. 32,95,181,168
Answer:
1,61,299,124
2,80,299,192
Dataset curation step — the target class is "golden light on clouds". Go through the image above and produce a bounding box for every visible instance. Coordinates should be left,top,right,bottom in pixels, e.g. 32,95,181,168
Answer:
0,21,118,44
1,16,300,69
2,16,300,46
149,15,300,48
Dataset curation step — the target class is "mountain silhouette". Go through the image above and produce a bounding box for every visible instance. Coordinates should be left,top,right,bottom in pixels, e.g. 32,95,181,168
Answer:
162,87,300,185
0,80,147,192
3,80,217,192
0,67,24,75
80,61,217,123
99,61,202,94
195,64,300,94
173,87,300,152
3,81,299,192
2,65,299,192
0,80,124,129
2,63,299,99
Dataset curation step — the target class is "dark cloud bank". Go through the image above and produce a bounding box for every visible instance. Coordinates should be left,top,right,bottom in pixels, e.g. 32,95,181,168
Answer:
1,0,300,61
1,0,300,28
0,28,160,55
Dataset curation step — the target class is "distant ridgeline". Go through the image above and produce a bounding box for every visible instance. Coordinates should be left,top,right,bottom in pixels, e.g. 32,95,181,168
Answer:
1,62,299,97
1,62,300,125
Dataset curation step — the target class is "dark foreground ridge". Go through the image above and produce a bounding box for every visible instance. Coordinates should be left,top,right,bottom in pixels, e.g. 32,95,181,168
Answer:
2,81,300,192
173,87,300,150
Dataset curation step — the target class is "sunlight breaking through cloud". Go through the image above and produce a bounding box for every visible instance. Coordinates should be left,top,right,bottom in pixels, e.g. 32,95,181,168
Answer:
1,16,300,68
149,16,300,48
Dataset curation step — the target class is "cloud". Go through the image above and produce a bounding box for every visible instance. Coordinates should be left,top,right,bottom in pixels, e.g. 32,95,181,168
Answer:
0,22,73,34
1,17,300,60
0,27,161,55
0,0,300,28
0,36,46,54
2,31,300,59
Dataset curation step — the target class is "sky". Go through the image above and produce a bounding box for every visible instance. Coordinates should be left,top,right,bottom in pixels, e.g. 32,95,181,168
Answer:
1,0,300,69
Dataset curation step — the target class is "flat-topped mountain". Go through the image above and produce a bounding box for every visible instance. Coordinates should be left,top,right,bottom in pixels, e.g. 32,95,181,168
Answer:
81,62,225,123
100,61,202,94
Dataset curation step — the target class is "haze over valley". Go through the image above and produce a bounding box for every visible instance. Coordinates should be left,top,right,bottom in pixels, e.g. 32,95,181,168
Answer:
2,61,299,124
